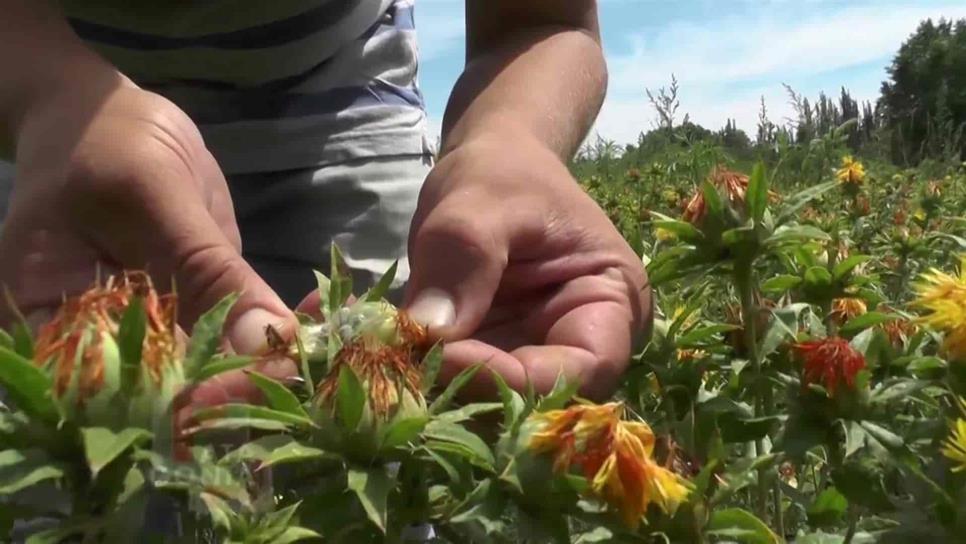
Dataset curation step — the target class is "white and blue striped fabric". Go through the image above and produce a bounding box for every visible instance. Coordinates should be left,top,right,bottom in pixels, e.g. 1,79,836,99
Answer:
58,0,434,174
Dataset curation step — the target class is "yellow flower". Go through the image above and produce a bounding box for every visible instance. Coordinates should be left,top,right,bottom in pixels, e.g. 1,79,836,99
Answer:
830,297,867,325
676,349,708,364
527,403,690,528
654,226,677,242
836,155,866,185
912,257,966,362
941,415,966,472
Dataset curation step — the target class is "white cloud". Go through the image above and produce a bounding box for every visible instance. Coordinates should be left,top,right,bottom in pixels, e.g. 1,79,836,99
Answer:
594,1,966,143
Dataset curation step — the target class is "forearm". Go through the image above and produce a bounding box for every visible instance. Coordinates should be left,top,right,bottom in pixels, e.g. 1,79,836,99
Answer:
440,2,606,160
0,0,123,157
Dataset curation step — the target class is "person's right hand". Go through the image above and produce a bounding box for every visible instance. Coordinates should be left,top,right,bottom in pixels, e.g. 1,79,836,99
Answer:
0,76,299,412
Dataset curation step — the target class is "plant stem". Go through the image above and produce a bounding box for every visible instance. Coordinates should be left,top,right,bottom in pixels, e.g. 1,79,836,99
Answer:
735,260,770,525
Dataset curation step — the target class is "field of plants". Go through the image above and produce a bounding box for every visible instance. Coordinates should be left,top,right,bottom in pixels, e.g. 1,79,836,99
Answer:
2,130,965,543
2,17,966,544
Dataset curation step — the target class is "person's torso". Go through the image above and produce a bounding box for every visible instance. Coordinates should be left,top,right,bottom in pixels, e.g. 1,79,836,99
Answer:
59,0,433,174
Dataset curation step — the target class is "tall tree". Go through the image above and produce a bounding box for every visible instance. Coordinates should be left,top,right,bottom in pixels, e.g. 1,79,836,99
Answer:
879,18,966,164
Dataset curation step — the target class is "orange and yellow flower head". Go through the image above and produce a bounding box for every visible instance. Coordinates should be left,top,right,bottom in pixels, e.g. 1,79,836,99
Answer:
314,308,429,419
942,414,966,473
794,337,866,396
912,257,966,363
526,402,691,528
836,155,866,186
33,272,178,406
830,297,867,326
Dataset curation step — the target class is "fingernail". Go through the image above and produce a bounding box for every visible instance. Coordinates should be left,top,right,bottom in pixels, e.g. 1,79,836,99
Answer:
228,308,286,355
407,288,456,330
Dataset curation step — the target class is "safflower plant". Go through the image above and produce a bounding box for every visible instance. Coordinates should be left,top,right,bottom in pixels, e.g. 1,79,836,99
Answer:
3,154,966,543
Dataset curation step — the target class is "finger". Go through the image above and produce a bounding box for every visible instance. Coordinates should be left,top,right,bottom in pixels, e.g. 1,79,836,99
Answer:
295,291,357,321
68,150,296,355
441,270,650,401
173,355,299,454
404,204,506,340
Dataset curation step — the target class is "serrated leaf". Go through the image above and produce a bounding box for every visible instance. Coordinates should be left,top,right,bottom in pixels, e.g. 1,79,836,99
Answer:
0,346,59,424
436,402,503,424
840,312,899,335
313,270,331,318
747,162,768,222
536,371,579,412
808,487,848,527
245,371,308,418
185,293,239,379
362,261,398,303
273,527,323,544
676,324,739,347
191,403,314,429
11,322,34,360
381,416,430,449
220,434,299,465
858,420,904,451
769,225,832,246
117,297,146,393
0,449,64,494
833,255,872,280
347,465,393,533
491,370,527,432
192,355,255,382
702,180,724,217
651,219,704,243
778,181,836,224
420,342,444,394
429,363,482,414
761,274,803,293
337,365,366,430
711,454,779,505
329,244,353,314
707,507,781,544
184,417,291,435
81,427,151,478
424,420,495,471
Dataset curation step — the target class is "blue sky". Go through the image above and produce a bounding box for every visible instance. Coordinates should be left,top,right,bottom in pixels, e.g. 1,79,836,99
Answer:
413,0,966,145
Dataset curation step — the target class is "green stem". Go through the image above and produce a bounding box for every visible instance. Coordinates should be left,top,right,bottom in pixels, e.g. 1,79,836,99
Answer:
735,260,770,525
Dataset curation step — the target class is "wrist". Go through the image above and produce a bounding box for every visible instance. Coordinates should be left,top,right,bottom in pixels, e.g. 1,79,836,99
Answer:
440,115,558,163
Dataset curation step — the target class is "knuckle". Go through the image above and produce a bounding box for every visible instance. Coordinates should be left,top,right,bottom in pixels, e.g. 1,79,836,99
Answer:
415,208,502,262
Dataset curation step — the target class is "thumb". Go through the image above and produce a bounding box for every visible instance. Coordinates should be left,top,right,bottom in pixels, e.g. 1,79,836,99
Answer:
174,242,295,355
404,212,506,339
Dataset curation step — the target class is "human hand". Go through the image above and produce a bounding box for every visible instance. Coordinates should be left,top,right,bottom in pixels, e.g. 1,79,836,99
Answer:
0,78,298,428
404,133,652,400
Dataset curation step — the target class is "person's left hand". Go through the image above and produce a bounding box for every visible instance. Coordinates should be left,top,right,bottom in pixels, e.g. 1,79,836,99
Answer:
403,132,652,400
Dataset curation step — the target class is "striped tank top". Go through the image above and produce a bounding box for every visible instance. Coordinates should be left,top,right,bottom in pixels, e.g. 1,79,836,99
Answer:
58,0,434,175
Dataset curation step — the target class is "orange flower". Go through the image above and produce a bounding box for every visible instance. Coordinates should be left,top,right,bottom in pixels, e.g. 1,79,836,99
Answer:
682,166,778,226
794,337,866,395
676,349,709,364
830,297,867,325
893,208,908,226
683,168,747,225
528,403,690,528
33,272,177,404
315,310,428,418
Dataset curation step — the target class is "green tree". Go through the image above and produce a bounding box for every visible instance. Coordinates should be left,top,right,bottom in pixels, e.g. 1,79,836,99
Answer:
879,17,966,164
